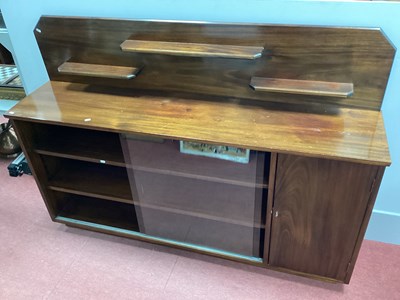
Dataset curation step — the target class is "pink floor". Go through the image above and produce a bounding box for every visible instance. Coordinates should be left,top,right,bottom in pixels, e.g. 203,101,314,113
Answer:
0,155,399,300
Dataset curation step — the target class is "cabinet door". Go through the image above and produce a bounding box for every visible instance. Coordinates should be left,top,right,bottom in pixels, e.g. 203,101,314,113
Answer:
269,154,379,281
121,137,269,260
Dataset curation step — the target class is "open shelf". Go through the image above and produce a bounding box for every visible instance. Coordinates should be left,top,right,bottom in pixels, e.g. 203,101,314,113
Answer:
53,191,263,258
44,157,133,204
120,40,264,59
58,62,141,79
33,124,125,167
41,154,265,227
55,192,139,231
32,123,268,189
250,77,354,98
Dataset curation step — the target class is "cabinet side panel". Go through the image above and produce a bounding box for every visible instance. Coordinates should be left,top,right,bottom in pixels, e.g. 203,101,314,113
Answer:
269,154,378,281
10,119,57,218
344,166,385,283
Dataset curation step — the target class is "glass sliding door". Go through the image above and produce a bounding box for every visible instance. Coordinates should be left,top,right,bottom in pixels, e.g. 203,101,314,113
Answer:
121,135,269,260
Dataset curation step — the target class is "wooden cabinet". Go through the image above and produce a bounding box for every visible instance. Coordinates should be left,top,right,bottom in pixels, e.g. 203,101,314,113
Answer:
6,17,395,284
269,155,383,282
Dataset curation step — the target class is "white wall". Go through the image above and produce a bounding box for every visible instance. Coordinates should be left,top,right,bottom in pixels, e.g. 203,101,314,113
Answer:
1,0,399,244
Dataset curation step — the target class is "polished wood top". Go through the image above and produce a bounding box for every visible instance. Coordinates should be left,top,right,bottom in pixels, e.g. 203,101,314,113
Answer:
6,81,390,166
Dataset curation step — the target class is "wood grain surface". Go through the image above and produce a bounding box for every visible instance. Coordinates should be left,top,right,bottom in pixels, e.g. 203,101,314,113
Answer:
120,40,264,59
263,152,278,266
56,193,139,231
34,16,395,110
46,158,134,202
6,81,391,166
10,119,59,218
344,166,385,283
250,77,354,98
269,154,379,281
7,17,392,283
58,62,141,79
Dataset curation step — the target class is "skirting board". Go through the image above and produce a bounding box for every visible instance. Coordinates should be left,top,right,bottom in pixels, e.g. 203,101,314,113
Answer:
365,210,400,245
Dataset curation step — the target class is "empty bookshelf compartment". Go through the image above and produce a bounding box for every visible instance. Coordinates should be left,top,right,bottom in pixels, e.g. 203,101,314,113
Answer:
41,156,133,204
21,122,126,167
53,192,139,231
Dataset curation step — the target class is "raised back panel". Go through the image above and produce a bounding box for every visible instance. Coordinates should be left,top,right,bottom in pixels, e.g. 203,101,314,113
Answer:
35,16,395,110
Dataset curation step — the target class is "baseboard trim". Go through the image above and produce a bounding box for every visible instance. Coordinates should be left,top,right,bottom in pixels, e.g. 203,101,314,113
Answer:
365,209,400,245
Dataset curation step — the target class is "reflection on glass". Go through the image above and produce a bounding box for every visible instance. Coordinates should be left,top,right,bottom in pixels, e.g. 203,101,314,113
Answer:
120,134,268,260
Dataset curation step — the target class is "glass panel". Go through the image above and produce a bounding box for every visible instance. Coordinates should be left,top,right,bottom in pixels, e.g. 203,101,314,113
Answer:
120,135,268,260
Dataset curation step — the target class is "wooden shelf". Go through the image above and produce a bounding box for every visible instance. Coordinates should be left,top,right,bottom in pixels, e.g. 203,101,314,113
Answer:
58,62,141,79
46,158,133,204
33,125,268,189
122,139,268,189
34,125,125,167
132,199,265,229
54,186,264,229
129,169,265,227
42,155,265,227
135,205,263,257
39,146,267,189
54,192,263,258
55,193,139,231
250,77,354,98
120,40,263,59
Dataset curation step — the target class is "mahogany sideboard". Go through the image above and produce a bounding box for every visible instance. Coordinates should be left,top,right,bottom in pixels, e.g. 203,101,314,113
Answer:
5,16,395,283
